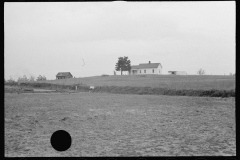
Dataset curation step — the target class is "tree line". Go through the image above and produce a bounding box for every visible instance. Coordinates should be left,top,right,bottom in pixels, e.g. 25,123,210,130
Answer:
5,75,47,83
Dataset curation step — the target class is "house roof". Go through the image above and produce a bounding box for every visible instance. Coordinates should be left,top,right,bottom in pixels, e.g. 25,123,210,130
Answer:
131,65,139,69
131,63,162,69
56,72,72,77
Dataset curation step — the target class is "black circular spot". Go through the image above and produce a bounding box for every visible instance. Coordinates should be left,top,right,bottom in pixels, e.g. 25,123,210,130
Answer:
50,130,72,151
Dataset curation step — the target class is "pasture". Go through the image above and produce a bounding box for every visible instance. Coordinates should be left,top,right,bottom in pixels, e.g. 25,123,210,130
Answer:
36,75,235,91
5,92,235,156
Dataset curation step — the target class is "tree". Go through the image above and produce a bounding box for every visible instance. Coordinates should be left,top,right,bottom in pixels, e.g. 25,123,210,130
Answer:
17,77,23,82
29,76,35,81
115,56,131,75
7,76,16,85
37,75,47,81
36,75,42,81
42,76,46,81
22,75,29,81
17,75,28,82
197,69,205,75
7,76,15,83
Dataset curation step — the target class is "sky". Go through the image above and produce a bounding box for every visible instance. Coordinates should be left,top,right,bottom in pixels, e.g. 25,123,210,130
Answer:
4,1,235,80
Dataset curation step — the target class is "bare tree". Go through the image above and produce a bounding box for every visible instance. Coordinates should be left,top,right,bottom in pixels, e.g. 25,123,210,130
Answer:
197,69,205,75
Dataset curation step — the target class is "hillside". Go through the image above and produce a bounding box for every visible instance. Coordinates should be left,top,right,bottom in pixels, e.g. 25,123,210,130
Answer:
33,75,235,91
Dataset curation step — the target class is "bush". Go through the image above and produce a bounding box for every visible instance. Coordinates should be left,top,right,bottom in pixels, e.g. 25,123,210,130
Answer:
101,74,109,77
5,81,18,86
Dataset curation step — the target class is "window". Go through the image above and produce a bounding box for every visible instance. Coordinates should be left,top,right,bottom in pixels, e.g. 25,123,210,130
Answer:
144,70,146,73
153,69,154,73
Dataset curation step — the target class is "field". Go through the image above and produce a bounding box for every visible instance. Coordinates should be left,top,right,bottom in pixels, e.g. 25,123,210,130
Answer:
41,75,235,90
5,91,235,156
14,75,235,98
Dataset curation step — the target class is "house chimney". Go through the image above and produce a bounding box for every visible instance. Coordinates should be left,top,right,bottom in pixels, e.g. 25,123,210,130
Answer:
149,61,151,64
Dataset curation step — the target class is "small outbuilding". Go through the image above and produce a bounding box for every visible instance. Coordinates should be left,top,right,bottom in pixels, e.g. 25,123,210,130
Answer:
168,71,187,75
56,72,73,80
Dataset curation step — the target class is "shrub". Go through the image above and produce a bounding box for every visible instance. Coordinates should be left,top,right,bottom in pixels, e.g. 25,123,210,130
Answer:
101,74,109,77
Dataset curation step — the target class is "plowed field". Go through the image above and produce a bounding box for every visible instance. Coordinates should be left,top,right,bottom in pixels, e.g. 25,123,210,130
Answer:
5,92,235,156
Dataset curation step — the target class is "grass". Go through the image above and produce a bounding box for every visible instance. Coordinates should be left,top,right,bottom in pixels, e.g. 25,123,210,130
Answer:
5,74,235,97
5,83,235,97
30,75,235,90
5,92,235,156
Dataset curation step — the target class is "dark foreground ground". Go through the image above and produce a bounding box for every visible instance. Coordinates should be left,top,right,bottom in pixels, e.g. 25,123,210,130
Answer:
5,91,235,156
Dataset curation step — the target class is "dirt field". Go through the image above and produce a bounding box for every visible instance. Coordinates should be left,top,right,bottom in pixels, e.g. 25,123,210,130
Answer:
5,92,235,157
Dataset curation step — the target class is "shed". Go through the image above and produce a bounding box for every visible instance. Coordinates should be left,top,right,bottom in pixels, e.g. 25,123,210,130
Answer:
168,71,187,75
56,72,73,79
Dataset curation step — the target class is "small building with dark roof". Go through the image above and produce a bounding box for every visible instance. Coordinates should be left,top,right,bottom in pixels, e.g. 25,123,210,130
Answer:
168,71,187,75
130,61,162,75
56,72,73,80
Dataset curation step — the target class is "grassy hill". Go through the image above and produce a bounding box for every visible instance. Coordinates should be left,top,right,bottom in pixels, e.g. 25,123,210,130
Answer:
6,75,235,97
36,75,235,91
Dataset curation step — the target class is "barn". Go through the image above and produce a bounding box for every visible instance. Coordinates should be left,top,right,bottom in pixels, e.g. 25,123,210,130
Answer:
130,61,162,75
56,72,73,80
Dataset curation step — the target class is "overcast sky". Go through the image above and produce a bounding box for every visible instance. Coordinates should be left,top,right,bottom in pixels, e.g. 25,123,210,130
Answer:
4,1,235,80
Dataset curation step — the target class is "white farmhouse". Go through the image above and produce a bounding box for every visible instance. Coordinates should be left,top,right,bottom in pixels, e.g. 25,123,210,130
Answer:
130,61,162,75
